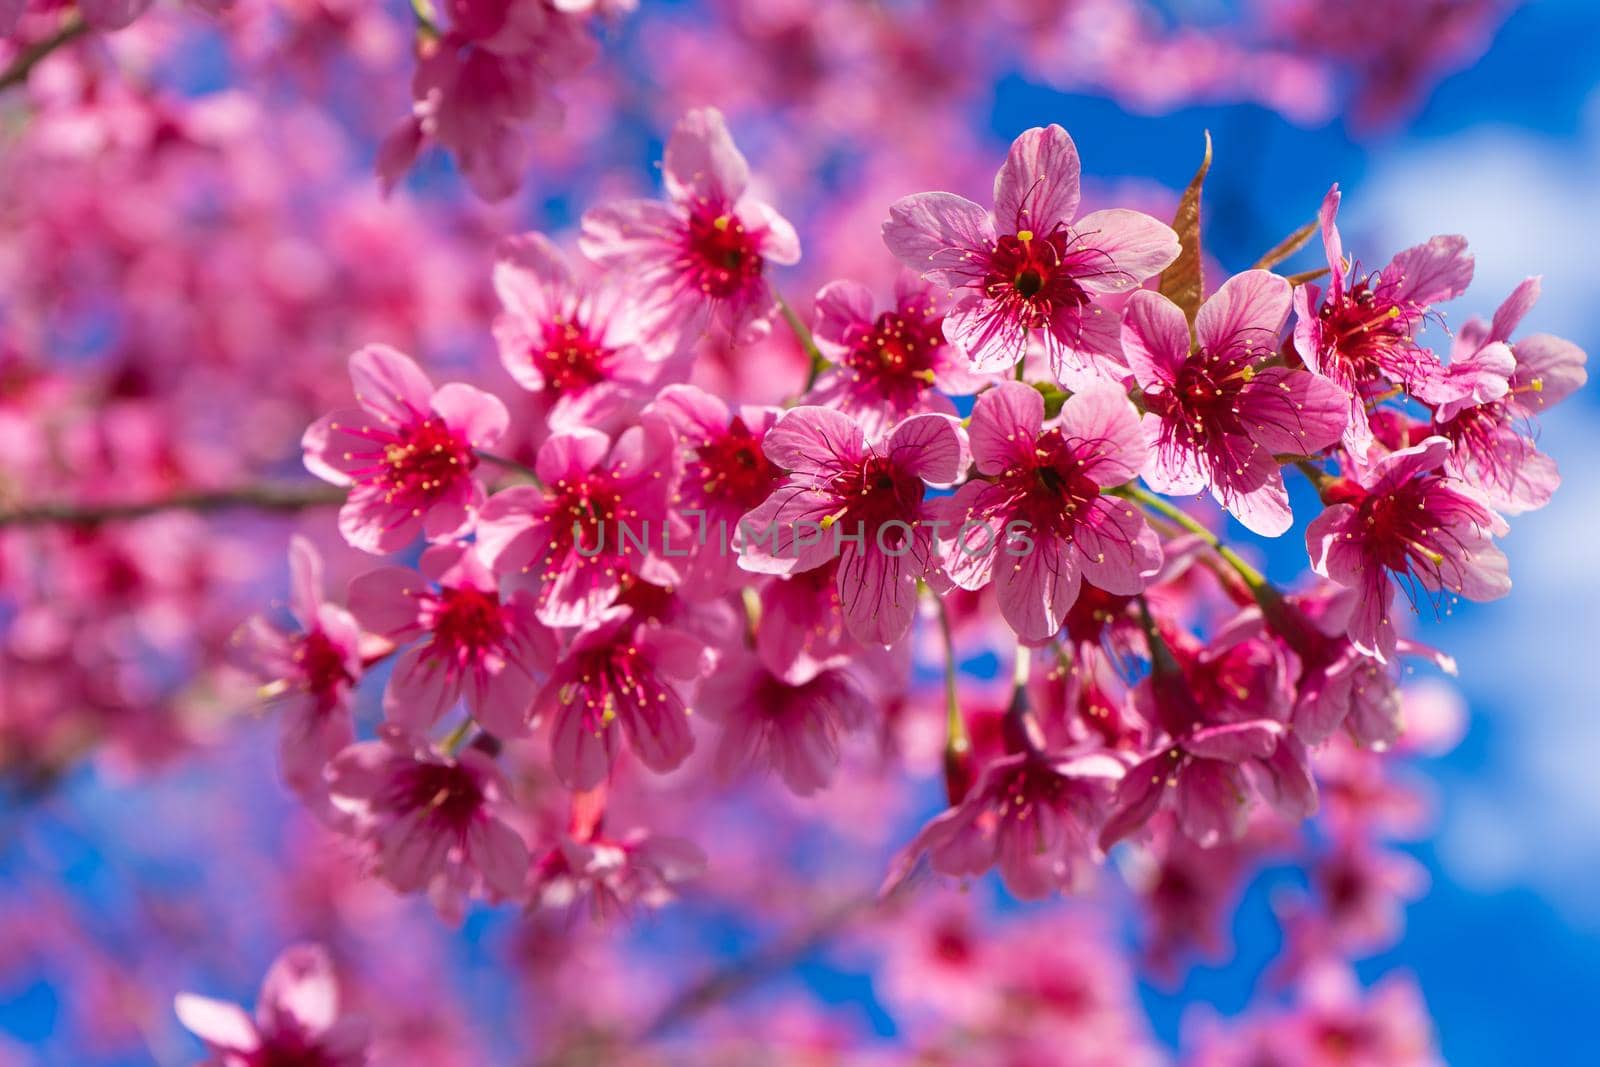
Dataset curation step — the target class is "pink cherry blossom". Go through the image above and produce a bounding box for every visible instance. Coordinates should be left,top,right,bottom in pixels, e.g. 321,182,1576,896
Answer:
492,232,665,433
1307,436,1509,661
345,543,557,739
303,345,509,555
697,650,873,795
885,748,1125,899
378,6,600,200
882,124,1179,378
645,383,783,596
475,415,680,627
175,943,368,1067
327,729,530,913
1292,184,1474,450
740,407,968,646
530,607,710,789
234,536,388,794
1124,270,1348,535
1102,614,1312,848
1429,277,1588,514
807,274,987,436
579,108,800,342
940,382,1162,643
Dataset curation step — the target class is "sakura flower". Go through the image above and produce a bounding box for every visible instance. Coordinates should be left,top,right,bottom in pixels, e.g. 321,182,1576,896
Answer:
807,275,987,437
739,408,968,646
884,748,1125,899
346,543,556,739
883,124,1179,377
378,9,597,200
303,345,509,555
175,943,368,1067
1123,270,1348,535
327,729,529,912
1307,436,1509,661
697,650,873,795
1268,583,1457,749
1429,277,1588,514
532,793,705,916
580,108,800,341
530,607,710,790
1292,184,1474,450
492,232,664,433
1101,615,1313,848
475,415,680,627
754,563,853,685
234,537,387,794
940,382,1162,643
646,383,783,596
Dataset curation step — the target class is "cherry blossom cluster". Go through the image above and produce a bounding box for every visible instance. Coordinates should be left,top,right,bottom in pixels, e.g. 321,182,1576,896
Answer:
0,4,1571,1064
239,111,1582,938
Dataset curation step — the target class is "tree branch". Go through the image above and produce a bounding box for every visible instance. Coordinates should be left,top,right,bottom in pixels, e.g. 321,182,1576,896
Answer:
0,484,345,528
0,14,88,93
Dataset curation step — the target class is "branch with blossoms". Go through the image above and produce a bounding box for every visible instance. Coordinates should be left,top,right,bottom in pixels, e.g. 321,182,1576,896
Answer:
183,104,1589,1062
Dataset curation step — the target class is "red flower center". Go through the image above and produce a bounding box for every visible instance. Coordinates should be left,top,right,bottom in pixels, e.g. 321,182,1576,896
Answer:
692,416,779,504
827,453,925,548
1316,275,1426,388
532,317,612,393
547,475,629,572
295,628,352,704
993,427,1102,538
842,303,946,399
984,229,1092,330
387,760,485,834
380,416,476,500
683,206,764,299
430,585,507,660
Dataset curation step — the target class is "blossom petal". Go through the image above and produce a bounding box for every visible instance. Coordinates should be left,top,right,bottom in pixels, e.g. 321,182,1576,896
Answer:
993,124,1081,234
882,192,996,289
663,107,749,204
1072,209,1180,295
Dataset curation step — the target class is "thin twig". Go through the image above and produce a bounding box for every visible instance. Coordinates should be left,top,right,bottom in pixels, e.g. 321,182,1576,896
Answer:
0,14,88,93
0,484,345,528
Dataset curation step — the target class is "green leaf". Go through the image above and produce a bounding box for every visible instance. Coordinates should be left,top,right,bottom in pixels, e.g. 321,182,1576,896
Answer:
1158,131,1213,333
1252,218,1318,271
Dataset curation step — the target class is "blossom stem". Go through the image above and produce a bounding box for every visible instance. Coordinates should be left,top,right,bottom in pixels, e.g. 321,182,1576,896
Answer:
409,0,441,38
1002,643,1046,755
931,593,970,801
1113,483,1271,597
476,449,544,487
1293,459,1334,492
0,13,87,93
774,289,827,394
0,484,346,528
440,717,475,756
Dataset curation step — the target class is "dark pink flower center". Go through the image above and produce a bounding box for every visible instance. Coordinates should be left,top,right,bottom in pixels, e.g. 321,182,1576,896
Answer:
384,760,485,835
682,205,764,299
692,416,779,504
428,585,508,661
826,453,925,548
545,475,628,572
992,427,1101,539
840,302,946,399
983,229,1092,330
376,416,476,502
253,1035,341,1067
531,317,612,393
1356,479,1483,599
1316,275,1426,389
294,628,352,704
